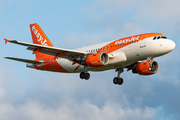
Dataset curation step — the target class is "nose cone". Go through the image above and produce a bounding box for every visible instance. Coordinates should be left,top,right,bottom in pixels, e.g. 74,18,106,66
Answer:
168,40,176,51
151,39,175,56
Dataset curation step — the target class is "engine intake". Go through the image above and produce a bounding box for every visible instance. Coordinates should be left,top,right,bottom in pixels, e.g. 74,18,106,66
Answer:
86,52,109,67
133,61,159,75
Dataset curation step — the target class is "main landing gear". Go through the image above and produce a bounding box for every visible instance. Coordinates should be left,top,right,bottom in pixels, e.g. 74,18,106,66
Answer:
80,72,90,80
113,68,124,85
79,66,124,85
80,65,90,80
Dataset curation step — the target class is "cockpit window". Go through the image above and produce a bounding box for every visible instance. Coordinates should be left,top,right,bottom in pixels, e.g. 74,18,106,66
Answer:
157,36,161,39
161,36,167,39
153,36,168,40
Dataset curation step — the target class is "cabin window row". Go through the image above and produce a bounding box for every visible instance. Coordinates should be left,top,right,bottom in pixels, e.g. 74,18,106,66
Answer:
87,40,139,53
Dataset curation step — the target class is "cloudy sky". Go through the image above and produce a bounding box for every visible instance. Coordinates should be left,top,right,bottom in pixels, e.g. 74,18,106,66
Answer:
0,0,180,119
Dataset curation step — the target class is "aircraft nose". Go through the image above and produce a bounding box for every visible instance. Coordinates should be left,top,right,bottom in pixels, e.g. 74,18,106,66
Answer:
168,40,176,51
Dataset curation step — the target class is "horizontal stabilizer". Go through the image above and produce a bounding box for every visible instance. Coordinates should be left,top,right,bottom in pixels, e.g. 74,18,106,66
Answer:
4,57,43,64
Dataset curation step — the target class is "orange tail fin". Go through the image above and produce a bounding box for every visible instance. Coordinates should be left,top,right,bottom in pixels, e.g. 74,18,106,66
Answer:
30,23,53,59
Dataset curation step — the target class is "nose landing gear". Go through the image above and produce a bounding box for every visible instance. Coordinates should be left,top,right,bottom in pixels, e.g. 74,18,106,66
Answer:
147,57,154,71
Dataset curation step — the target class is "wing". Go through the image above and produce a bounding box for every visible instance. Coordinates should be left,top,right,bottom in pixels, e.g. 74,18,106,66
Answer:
4,39,88,60
5,57,43,64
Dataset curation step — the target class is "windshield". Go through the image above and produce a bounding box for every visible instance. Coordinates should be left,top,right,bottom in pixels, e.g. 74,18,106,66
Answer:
153,36,167,40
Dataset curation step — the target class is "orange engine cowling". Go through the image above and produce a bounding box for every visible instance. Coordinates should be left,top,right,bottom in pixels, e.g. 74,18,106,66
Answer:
86,52,109,67
133,61,159,75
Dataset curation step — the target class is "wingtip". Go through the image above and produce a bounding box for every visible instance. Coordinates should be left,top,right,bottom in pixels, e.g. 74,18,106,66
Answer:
4,38,9,44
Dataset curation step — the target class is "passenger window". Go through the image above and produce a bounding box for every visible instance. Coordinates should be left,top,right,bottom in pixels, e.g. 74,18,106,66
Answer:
113,45,114,47
125,43,126,45
153,37,156,40
127,42,128,45
120,44,121,46
110,46,112,48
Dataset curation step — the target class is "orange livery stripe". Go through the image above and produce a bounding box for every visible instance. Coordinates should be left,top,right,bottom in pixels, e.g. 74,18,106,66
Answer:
97,33,165,53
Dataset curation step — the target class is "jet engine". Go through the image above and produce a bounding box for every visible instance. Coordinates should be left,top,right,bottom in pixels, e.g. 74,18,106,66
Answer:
86,52,109,67
132,61,159,75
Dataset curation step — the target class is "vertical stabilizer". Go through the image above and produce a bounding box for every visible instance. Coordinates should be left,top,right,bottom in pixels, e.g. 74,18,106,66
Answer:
30,23,53,59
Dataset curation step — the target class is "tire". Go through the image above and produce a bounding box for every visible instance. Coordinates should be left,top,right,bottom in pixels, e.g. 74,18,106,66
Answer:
80,72,85,79
113,77,118,84
118,78,123,85
85,73,90,80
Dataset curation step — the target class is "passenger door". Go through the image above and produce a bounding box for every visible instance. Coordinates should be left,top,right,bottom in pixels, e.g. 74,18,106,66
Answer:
140,34,147,48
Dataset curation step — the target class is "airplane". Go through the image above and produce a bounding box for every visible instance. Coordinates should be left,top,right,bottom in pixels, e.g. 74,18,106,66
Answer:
4,23,175,85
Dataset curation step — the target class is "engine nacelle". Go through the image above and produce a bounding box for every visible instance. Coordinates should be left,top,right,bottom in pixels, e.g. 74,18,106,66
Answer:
86,52,109,67
133,61,159,75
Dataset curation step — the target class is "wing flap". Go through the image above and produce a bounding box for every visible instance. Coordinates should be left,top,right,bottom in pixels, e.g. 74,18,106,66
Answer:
5,39,87,56
5,57,43,64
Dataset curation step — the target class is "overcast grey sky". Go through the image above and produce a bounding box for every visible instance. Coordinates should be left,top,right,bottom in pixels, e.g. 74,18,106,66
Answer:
0,0,180,120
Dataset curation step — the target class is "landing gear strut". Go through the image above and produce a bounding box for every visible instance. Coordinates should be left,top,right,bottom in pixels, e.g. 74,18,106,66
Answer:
147,57,154,71
80,65,90,80
113,68,124,85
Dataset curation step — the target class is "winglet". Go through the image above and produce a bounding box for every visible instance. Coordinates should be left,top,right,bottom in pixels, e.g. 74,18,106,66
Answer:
4,38,9,44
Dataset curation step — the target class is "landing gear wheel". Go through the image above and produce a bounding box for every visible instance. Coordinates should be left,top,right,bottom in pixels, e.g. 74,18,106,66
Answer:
113,77,123,85
118,78,123,85
80,72,90,80
80,72,85,79
85,73,90,80
113,77,119,84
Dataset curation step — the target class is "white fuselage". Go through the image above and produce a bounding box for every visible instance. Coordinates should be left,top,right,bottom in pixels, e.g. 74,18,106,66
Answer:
55,37,175,73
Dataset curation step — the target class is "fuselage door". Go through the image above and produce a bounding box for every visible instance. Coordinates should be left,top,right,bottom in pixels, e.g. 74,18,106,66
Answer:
105,45,110,53
140,35,147,48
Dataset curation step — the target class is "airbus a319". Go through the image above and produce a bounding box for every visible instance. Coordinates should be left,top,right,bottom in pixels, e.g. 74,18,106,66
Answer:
4,23,175,85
